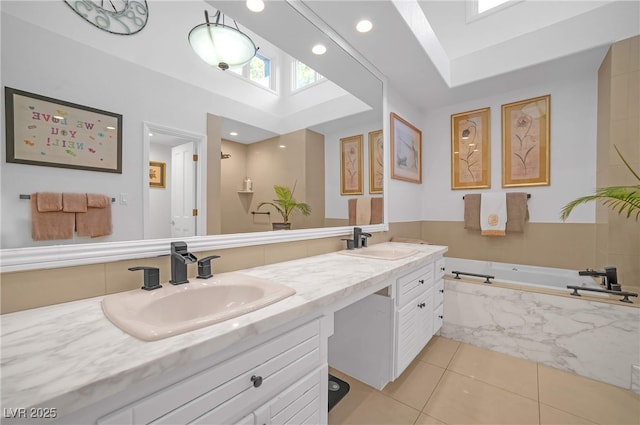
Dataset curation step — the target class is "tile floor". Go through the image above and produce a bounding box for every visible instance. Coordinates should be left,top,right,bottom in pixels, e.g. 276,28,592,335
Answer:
328,336,640,425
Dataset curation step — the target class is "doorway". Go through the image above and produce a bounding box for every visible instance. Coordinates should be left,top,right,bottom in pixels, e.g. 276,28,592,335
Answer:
143,123,207,239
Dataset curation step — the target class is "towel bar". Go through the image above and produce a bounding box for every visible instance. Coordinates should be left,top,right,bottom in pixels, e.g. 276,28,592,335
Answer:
251,211,270,215
20,194,116,202
463,194,530,199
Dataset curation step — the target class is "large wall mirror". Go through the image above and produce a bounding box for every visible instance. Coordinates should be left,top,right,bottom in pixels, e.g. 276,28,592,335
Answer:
0,1,386,271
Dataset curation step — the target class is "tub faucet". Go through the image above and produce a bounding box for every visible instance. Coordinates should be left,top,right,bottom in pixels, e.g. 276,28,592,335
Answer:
353,227,372,248
578,266,620,291
170,241,198,285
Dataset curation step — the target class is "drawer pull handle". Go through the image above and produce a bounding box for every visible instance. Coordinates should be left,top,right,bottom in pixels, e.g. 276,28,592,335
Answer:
440,267,445,271
419,279,424,284
438,315,444,319
440,289,444,293
418,302,426,308
251,375,263,388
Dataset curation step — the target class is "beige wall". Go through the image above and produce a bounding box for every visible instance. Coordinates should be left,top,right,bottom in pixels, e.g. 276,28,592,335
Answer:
420,221,595,270
596,36,640,287
0,222,419,314
219,129,325,233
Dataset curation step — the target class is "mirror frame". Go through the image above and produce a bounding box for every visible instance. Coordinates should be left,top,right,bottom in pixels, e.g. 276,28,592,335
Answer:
0,1,389,273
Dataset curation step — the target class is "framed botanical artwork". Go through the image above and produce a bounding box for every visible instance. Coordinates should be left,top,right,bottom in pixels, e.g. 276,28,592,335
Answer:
4,87,122,173
368,130,383,194
149,161,166,188
451,107,490,189
502,95,550,187
340,134,363,195
390,112,422,183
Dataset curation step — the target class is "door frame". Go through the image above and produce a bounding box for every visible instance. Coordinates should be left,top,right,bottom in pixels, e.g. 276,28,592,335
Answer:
143,122,207,239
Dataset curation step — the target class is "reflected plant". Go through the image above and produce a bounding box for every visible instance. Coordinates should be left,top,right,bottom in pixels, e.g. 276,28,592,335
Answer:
561,145,640,221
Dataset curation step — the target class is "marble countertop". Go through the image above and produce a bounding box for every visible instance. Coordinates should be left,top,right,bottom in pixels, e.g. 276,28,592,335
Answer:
1,242,447,418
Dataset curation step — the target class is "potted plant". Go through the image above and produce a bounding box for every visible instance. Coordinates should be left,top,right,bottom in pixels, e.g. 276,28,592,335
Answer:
561,145,640,221
257,183,311,230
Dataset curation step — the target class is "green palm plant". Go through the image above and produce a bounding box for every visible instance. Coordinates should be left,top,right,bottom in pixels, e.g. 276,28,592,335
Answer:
257,183,311,225
561,145,640,221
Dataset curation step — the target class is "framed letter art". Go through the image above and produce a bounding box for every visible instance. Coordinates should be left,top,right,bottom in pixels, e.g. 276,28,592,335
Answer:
5,87,122,173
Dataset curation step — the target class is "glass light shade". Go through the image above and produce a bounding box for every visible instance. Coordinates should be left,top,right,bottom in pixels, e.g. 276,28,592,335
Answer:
189,22,257,70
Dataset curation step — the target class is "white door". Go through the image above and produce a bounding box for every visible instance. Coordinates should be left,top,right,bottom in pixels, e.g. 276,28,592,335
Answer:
171,142,196,237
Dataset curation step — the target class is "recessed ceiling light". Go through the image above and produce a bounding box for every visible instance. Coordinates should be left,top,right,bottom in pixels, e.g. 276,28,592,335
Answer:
149,133,153,137
312,44,326,55
279,145,286,149
246,0,264,12
230,132,238,136
356,20,372,33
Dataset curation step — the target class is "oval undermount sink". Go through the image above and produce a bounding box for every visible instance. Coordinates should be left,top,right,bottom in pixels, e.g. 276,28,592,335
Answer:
338,245,418,260
101,272,296,341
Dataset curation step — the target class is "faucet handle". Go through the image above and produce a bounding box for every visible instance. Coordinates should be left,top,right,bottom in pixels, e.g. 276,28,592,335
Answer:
129,266,162,291
197,255,221,279
341,238,355,250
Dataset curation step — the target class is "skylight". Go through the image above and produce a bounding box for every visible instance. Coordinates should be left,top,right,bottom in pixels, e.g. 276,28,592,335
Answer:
477,0,509,13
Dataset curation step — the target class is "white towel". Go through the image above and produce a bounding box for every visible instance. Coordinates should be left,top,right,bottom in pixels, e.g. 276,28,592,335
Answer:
480,193,507,236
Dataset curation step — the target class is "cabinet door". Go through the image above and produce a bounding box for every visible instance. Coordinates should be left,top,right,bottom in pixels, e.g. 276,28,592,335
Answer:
416,290,433,352
433,279,444,308
396,264,433,308
435,258,446,280
395,300,421,377
433,304,444,335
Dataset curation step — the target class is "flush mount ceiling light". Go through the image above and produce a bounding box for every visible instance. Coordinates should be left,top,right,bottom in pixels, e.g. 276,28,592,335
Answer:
312,44,327,55
356,20,373,33
189,10,258,71
246,0,265,12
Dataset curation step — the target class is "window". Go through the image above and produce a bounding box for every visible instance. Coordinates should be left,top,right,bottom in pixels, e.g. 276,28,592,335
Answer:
293,60,324,90
477,0,509,13
230,53,274,90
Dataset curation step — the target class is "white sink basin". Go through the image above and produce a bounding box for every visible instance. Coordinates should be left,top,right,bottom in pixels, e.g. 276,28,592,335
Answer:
338,245,418,260
102,272,296,341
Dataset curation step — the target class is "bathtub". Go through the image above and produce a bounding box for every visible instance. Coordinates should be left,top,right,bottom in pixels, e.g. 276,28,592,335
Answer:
440,257,640,392
444,257,602,293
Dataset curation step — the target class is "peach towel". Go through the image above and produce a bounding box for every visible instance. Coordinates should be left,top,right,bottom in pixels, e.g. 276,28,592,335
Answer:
36,192,62,212
62,193,87,213
463,194,481,230
31,194,74,241
77,194,112,237
506,192,529,233
370,197,383,225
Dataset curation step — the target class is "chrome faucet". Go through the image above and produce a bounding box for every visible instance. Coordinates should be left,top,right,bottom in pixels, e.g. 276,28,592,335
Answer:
578,266,620,291
170,241,197,285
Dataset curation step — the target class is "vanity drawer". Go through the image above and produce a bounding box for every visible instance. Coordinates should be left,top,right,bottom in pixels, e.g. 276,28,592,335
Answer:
396,264,433,307
433,279,444,307
98,320,320,425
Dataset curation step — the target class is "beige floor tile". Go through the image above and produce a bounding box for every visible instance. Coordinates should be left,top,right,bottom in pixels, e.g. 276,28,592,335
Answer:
423,371,539,424
414,413,446,424
539,404,597,425
382,359,445,410
539,364,640,425
416,336,460,369
447,343,538,400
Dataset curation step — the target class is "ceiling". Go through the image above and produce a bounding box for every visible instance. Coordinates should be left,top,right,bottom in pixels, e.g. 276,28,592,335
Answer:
301,0,639,112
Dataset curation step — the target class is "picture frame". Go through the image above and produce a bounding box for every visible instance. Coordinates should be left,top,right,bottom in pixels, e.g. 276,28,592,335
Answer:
451,107,491,189
502,94,550,187
149,161,166,188
368,129,383,194
4,87,122,173
390,112,422,183
340,134,363,195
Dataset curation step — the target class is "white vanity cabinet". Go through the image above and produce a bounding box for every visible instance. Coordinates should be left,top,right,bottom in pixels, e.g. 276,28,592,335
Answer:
90,319,327,425
393,263,434,378
329,255,445,389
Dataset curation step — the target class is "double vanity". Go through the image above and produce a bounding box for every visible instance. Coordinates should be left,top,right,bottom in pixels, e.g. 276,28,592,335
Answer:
1,242,447,424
